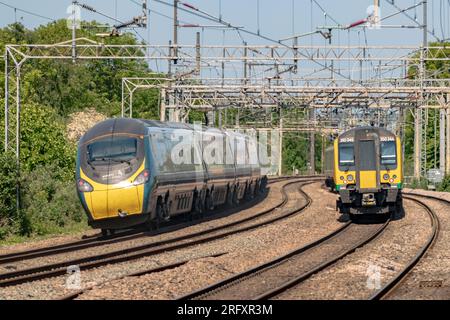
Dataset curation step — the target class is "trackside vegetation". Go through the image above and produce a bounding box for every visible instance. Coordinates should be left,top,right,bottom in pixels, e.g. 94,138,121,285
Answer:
0,21,161,241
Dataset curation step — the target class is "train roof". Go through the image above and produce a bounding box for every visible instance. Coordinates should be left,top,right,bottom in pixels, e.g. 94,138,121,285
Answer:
80,118,252,144
338,126,396,139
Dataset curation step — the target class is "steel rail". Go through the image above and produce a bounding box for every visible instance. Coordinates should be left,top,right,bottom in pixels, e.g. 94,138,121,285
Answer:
0,179,317,287
59,252,228,300
370,194,440,300
178,218,389,300
0,176,319,265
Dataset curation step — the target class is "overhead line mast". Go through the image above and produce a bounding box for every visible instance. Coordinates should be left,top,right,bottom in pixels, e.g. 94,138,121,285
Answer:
173,0,178,62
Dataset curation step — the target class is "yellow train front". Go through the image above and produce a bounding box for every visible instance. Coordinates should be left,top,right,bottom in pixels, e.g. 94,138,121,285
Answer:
325,126,403,216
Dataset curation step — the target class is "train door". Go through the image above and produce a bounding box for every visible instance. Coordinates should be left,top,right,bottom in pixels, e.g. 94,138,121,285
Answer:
355,137,380,191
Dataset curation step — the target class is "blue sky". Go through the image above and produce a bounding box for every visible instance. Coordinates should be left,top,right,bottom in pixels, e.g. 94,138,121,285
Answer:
0,0,449,47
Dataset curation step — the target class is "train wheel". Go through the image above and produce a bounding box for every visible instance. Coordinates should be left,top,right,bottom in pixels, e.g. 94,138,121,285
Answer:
245,184,253,201
226,187,234,206
232,186,239,204
396,198,403,213
336,199,342,212
260,177,267,191
192,192,203,219
144,216,157,231
101,229,115,237
163,202,170,221
254,180,260,196
156,199,169,224
205,191,214,211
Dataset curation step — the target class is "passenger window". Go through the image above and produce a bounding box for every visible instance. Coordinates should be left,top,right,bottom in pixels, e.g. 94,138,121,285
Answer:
235,136,247,165
150,130,198,173
203,131,233,170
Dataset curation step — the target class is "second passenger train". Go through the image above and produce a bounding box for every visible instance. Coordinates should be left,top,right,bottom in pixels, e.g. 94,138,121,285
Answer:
325,126,403,217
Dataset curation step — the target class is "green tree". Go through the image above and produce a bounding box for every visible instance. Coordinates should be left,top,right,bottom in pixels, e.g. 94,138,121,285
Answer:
404,43,450,176
20,102,76,176
1,20,162,118
282,132,324,174
21,163,84,236
0,152,21,238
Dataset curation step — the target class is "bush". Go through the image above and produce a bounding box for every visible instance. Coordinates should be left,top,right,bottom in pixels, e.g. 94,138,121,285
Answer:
437,175,450,192
410,178,429,190
19,103,77,180
0,102,85,240
21,164,85,236
0,153,20,238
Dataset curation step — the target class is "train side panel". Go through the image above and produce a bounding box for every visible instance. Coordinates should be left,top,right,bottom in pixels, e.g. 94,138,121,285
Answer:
147,127,206,221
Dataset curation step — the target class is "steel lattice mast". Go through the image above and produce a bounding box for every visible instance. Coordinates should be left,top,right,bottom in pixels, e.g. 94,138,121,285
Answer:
4,40,450,179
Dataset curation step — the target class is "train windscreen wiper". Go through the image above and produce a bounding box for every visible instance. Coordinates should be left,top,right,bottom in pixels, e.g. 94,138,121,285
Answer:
86,159,96,171
106,158,132,166
90,157,131,166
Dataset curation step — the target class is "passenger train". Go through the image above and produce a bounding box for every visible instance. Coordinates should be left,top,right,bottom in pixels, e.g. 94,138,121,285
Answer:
76,118,266,235
324,126,403,217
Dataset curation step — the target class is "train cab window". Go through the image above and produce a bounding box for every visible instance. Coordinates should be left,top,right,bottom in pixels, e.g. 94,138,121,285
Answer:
88,137,137,163
84,136,142,184
380,141,397,167
338,143,354,168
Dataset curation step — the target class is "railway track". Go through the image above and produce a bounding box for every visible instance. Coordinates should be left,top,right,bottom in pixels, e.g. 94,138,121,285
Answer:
178,218,389,300
370,193,440,300
60,252,229,300
0,178,318,288
0,176,319,266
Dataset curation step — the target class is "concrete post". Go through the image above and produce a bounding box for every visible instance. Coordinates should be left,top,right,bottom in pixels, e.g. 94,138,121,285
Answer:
414,107,422,179
309,109,315,175
447,101,450,175
440,108,446,173
159,89,166,122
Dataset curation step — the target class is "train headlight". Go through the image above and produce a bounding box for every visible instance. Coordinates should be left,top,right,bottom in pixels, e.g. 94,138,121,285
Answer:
383,174,390,180
133,169,150,186
392,175,397,179
340,176,345,181
347,175,354,182
77,179,93,192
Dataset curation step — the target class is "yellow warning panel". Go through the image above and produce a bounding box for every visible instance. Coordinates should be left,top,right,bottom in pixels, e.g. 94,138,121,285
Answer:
359,171,377,189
